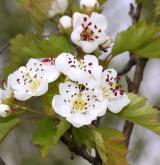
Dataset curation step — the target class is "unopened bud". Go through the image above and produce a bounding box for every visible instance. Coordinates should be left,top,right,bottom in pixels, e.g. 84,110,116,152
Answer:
80,0,99,13
59,15,72,30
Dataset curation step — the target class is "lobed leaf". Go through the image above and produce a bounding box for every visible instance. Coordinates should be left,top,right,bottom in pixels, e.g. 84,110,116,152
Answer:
112,21,160,58
94,128,128,165
32,118,70,157
117,93,160,135
16,0,52,34
4,33,74,77
72,127,128,165
0,116,21,143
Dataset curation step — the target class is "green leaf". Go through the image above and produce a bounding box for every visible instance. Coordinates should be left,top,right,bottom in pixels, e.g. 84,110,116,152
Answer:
94,128,128,165
16,0,52,34
5,33,73,77
0,116,21,143
136,0,156,22
117,93,160,135
32,118,70,157
72,127,94,151
72,127,128,165
112,21,160,58
98,0,107,6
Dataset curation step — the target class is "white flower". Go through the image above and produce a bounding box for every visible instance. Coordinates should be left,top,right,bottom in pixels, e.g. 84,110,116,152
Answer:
8,58,59,101
96,69,130,113
80,0,99,11
52,81,108,128
71,12,108,53
55,53,102,87
0,89,11,117
59,15,72,29
49,0,68,18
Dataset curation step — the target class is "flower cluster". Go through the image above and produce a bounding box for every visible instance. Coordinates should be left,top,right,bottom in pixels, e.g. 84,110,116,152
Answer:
0,0,130,127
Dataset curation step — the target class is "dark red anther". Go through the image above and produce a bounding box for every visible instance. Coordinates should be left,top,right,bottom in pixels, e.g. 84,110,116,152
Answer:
98,29,102,33
94,25,97,29
88,22,92,26
84,17,87,22
88,62,92,66
120,90,124,95
88,70,91,74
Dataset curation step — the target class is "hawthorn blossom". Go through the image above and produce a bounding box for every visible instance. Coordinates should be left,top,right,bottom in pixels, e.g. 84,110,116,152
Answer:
59,15,72,30
71,12,108,53
52,81,108,127
49,0,68,18
8,58,59,101
0,88,11,117
96,69,130,113
55,53,102,87
80,0,99,11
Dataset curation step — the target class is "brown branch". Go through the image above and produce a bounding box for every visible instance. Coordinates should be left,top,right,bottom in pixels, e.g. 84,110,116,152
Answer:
0,156,6,165
118,53,137,76
123,3,146,148
61,133,96,165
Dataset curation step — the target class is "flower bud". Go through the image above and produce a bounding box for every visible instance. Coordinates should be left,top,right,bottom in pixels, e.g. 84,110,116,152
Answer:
59,15,72,30
0,104,10,117
80,0,99,13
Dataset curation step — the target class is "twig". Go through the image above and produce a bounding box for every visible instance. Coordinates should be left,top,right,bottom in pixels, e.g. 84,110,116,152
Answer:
0,42,9,56
123,3,145,148
118,53,137,76
61,133,96,165
0,156,6,165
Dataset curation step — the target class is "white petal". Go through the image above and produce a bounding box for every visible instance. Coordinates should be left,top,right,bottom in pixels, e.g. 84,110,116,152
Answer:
90,13,107,31
71,26,83,44
83,55,99,66
44,67,60,83
0,104,10,117
55,53,76,74
102,69,117,85
52,95,72,117
94,100,108,117
79,41,99,53
67,68,90,85
108,94,130,113
66,112,93,128
59,81,79,100
72,12,88,29
31,78,48,97
14,89,31,101
96,32,109,44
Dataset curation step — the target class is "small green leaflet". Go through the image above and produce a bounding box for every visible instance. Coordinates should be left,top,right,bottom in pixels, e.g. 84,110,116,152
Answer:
112,21,160,58
0,116,21,143
72,127,128,165
117,93,160,135
94,128,128,165
4,33,74,77
32,118,70,157
16,0,52,34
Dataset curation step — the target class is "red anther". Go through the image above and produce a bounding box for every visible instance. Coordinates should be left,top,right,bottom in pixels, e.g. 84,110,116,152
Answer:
98,29,102,33
88,22,92,26
120,90,124,95
84,17,87,22
94,25,97,29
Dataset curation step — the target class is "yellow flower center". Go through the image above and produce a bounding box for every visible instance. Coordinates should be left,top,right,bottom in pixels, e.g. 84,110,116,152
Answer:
73,95,86,112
